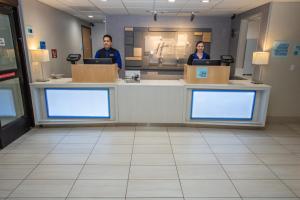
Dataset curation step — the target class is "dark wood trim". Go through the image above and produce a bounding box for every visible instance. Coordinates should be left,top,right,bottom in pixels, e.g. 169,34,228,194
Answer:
0,0,18,7
81,25,92,59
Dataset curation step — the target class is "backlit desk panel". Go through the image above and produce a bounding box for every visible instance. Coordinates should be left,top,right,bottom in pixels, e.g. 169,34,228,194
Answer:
30,78,271,127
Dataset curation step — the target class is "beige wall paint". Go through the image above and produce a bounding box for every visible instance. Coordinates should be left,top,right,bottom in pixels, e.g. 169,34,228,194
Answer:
263,2,300,117
20,0,88,81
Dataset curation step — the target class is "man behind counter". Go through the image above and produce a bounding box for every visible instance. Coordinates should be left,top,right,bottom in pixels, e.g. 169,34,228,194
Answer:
95,34,122,69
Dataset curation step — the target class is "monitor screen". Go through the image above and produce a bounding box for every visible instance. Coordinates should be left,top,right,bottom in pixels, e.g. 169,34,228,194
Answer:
192,59,221,66
83,58,113,65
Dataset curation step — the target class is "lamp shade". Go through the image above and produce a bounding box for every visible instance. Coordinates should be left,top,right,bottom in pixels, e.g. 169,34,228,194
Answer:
252,51,270,65
31,49,50,62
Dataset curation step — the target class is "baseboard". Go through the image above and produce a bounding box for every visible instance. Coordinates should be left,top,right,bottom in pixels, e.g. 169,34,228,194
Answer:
267,116,300,124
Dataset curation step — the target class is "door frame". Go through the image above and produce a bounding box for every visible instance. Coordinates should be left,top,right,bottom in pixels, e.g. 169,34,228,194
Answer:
81,25,92,59
0,1,34,148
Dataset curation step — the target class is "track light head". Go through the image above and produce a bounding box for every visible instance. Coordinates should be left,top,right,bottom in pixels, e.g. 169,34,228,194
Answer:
154,11,158,21
190,12,195,22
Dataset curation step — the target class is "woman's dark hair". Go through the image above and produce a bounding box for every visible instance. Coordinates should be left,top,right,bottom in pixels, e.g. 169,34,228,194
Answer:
103,34,112,42
194,41,204,53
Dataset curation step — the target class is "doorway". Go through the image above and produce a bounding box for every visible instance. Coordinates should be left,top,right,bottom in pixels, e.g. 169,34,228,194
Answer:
81,25,92,59
0,2,33,148
235,14,262,76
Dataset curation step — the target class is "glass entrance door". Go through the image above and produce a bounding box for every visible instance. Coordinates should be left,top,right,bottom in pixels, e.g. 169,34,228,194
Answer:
0,5,33,148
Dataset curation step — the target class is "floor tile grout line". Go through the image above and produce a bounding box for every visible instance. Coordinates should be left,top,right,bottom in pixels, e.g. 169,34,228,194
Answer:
167,127,186,200
199,128,243,199
6,127,73,198
125,126,136,199
65,127,104,199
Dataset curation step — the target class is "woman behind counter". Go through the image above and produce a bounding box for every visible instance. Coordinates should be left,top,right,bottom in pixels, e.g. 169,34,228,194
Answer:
187,41,210,65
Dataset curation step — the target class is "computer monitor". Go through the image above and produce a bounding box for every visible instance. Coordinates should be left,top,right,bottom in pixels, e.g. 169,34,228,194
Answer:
83,58,113,64
192,59,221,66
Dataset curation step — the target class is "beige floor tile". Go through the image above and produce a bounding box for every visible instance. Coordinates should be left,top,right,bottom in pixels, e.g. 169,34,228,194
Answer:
51,144,94,154
0,154,46,164
0,180,22,198
237,136,279,145
178,165,228,179
27,165,82,180
210,145,251,153
7,143,56,154
181,180,239,197
69,180,127,197
132,154,175,165
60,136,99,144
270,165,300,179
170,137,206,145
216,154,263,164
204,136,242,145
174,154,218,165
10,180,74,198
283,180,300,197
41,154,89,165
87,154,131,165
78,165,129,179
247,145,291,154
223,165,277,179
284,145,300,153
256,154,300,165
92,144,133,154
0,165,35,179
233,180,295,198
172,145,212,154
127,180,183,197
133,145,172,154
134,137,170,145
98,136,134,145
129,166,178,179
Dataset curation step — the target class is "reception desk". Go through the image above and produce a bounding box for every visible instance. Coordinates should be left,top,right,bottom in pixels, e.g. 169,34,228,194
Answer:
30,78,271,127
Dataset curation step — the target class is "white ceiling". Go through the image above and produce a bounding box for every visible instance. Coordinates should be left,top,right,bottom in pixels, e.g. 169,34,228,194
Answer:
38,0,300,22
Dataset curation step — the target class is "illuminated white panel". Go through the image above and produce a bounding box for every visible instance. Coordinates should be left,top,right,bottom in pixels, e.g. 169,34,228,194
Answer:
0,89,16,117
45,89,110,118
191,90,256,120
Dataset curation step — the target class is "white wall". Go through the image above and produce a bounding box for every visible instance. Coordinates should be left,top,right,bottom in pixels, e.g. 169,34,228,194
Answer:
263,2,300,118
20,0,88,81
91,22,106,57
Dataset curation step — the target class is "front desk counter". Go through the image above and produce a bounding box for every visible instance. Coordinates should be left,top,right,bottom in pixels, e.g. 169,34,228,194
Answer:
30,78,271,127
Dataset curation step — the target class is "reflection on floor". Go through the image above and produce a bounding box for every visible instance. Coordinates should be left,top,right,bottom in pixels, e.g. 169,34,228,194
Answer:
0,123,300,199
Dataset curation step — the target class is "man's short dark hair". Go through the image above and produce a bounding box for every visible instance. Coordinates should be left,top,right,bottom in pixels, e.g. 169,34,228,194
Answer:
103,34,112,42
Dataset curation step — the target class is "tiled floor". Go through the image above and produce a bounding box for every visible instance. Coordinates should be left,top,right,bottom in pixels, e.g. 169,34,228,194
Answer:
0,123,300,199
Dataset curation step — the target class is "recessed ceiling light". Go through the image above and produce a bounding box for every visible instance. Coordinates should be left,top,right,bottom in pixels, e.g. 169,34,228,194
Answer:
101,0,107,2
88,15,94,18
202,0,210,3
168,0,175,2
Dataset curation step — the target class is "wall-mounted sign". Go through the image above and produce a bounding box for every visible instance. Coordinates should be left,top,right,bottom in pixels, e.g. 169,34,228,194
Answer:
272,41,289,57
0,38,5,47
40,41,46,49
196,67,208,79
51,49,57,58
26,26,34,37
293,44,300,56
0,72,16,80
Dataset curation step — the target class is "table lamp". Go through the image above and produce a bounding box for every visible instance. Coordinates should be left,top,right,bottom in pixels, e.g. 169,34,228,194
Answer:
31,49,50,82
252,51,269,84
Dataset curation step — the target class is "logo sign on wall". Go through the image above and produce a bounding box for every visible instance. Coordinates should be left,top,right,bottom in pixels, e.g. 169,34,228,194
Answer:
293,44,300,56
272,41,289,57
